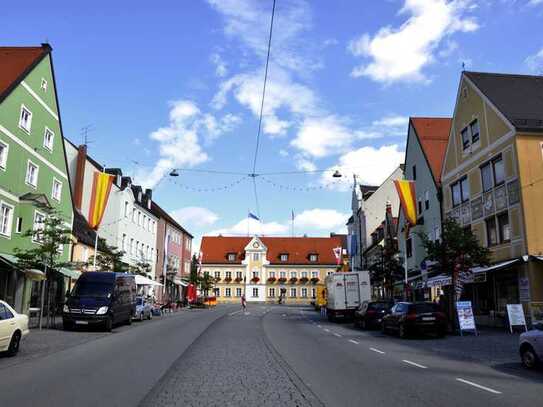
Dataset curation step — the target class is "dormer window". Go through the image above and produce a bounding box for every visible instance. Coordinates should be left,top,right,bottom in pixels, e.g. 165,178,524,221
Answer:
280,253,288,262
309,254,318,262
253,253,260,261
227,253,236,262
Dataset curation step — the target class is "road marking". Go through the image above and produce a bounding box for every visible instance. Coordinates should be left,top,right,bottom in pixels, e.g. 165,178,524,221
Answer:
402,360,428,369
349,339,359,344
456,378,502,394
333,333,342,337
317,325,322,328
324,328,330,333
229,310,242,316
369,347,385,354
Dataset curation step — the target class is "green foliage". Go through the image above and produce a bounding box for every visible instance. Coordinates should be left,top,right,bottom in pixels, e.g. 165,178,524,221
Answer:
132,259,152,276
14,208,72,275
198,271,214,295
418,217,491,275
95,243,129,273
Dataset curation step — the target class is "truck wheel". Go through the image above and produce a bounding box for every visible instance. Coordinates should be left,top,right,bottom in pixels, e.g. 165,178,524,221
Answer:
6,331,21,356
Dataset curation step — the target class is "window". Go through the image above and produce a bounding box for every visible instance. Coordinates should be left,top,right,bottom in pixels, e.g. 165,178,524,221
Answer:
290,288,297,298
40,78,48,91
19,105,32,133
51,178,62,201
311,288,316,298
481,162,493,192
417,199,422,216
269,271,275,278
451,177,469,207
132,208,136,222
130,238,135,255
312,271,318,278
498,212,510,243
309,254,318,262
493,156,505,186
15,217,22,233
412,165,417,181
290,271,297,278
252,288,258,298
481,155,505,192
25,161,39,187
301,288,308,298
0,304,14,320
269,288,275,297
424,190,430,210
214,288,220,297
280,271,286,278
214,271,220,279
461,127,470,150
225,271,232,279
301,271,308,278
235,288,242,297
124,202,129,218
137,211,141,226
0,202,14,237
486,217,498,246
43,128,54,151
227,253,236,261
122,234,126,251
0,141,8,169
236,271,242,279
33,211,45,242
470,119,480,144
406,238,413,258
252,271,259,279
280,253,288,262
253,253,260,261
225,288,231,297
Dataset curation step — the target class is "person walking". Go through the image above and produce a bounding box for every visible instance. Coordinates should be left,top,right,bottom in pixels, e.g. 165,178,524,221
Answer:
241,294,247,311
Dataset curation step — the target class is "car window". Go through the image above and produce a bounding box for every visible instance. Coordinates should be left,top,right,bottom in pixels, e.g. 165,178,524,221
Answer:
396,304,408,313
368,302,392,311
0,304,13,320
411,303,439,314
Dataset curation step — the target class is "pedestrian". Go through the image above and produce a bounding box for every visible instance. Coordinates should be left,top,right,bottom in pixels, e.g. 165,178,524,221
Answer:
241,294,247,311
320,305,327,318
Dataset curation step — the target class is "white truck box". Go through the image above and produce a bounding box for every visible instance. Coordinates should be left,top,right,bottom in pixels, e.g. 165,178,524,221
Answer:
325,271,371,321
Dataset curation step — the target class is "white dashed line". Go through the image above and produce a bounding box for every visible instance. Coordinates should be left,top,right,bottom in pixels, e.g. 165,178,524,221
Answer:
324,328,330,333
369,347,385,354
317,325,322,328
333,333,342,337
402,360,428,369
456,378,502,394
349,339,359,344
229,310,242,316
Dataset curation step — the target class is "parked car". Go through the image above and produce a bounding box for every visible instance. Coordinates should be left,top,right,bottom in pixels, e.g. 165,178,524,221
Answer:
382,302,447,338
354,301,394,330
0,300,29,356
134,297,152,321
519,322,543,369
63,272,136,332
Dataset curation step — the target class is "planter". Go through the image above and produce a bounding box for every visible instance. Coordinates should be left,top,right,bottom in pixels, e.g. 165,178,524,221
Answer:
299,277,309,284
224,277,232,283
267,277,277,283
251,277,260,283
289,278,298,284
310,277,320,284
278,277,287,283
234,277,242,283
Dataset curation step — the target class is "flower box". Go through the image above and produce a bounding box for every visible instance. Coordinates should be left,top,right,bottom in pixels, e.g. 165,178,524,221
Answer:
310,277,320,284
299,277,309,284
251,277,260,283
289,277,298,284
224,277,232,283
267,277,277,283
278,277,287,283
234,277,242,283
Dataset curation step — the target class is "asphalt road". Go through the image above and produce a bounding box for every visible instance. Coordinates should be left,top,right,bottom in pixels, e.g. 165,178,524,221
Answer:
1,305,542,407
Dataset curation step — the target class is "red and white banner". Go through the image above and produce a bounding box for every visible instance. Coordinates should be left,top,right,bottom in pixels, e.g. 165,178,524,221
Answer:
333,247,342,265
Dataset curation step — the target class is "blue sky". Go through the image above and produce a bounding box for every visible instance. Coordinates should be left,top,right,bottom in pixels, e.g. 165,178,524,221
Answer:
3,0,543,249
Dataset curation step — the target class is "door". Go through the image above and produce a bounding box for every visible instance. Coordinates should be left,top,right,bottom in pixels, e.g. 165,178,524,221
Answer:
344,274,361,309
0,303,15,350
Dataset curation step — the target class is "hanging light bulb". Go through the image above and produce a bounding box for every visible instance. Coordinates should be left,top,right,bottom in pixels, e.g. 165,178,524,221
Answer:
332,170,342,178
169,169,179,177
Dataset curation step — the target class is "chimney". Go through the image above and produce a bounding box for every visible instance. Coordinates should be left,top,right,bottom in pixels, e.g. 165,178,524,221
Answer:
74,144,87,210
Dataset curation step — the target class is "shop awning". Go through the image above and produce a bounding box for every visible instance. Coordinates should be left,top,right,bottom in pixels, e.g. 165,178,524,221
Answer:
471,258,521,274
173,277,188,287
25,269,46,281
135,274,162,286
0,253,19,267
58,267,81,280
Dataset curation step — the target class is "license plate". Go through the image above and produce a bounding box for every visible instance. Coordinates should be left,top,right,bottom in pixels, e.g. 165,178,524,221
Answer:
422,317,435,321
75,320,89,325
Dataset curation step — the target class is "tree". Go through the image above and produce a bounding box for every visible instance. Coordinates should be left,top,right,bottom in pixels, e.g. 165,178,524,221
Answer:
14,208,73,329
198,272,214,297
132,259,151,276
95,242,129,273
190,254,199,284
418,217,490,328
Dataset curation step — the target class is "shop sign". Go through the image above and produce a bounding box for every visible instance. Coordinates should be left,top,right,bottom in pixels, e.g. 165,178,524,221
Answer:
506,304,527,333
456,301,477,335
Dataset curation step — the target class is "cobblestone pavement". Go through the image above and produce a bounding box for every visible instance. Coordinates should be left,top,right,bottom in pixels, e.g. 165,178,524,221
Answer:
140,306,322,407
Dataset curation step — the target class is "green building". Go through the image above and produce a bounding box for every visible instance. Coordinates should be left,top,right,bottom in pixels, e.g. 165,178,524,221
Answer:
0,44,74,314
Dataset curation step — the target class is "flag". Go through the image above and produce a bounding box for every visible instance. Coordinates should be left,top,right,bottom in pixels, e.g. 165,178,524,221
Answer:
333,247,342,265
393,180,417,226
88,172,115,230
248,212,260,221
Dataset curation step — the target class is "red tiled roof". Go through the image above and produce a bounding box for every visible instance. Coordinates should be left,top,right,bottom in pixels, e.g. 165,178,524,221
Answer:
410,118,452,184
0,45,49,102
200,236,344,265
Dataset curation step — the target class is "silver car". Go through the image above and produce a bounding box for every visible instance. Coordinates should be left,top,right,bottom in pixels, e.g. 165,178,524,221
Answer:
519,322,543,369
134,297,152,321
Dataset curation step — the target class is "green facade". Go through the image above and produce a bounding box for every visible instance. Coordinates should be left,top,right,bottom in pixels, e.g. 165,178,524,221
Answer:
0,51,73,313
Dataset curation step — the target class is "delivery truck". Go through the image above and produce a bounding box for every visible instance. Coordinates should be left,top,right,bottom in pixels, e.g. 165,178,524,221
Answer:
325,271,371,321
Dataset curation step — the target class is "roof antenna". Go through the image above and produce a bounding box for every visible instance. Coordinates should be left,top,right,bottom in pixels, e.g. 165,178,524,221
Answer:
462,62,466,71
80,124,95,146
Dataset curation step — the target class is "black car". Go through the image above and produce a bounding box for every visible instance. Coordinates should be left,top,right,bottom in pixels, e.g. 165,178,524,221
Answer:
354,301,394,330
381,302,447,338
63,272,136,331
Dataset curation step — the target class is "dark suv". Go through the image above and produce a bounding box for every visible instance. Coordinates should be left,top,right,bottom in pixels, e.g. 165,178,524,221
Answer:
382,302,447,338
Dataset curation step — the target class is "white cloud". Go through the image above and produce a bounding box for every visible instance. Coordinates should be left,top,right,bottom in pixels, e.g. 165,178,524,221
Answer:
170,207,219,228
529,0,543,5
348,0,478,83
210,53,228,77
526,48,543,73
293,209,350,230
321,144,405,190
372,115,409,135
295,156,317,172
209,217,288,236
136,100,240,189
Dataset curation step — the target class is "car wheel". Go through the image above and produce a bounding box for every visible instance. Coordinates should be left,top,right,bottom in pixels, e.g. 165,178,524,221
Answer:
399,324,407,339
104,317,113,332
7,331,21,356
521,345,540,369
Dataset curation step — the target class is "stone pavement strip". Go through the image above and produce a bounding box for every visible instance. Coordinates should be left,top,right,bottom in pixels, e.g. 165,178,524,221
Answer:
140,310,322,407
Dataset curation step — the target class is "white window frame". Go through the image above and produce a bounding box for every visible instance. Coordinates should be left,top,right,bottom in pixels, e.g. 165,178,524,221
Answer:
32,210,46,243
311,271,318,278
225,288,231,297
301,288,308,298
19,105,33,133
15,217,22,233
122,234,127,251
51,178,62,202
280,254,288,262
290,288,297,298
269,287,275,297
40,78,48,92
0,201,14,238
0,140,9,170
252,287,258,298
235,287,242,297
43,127,54,151
25,160,39,188
309,254,318,262
124,201,129,218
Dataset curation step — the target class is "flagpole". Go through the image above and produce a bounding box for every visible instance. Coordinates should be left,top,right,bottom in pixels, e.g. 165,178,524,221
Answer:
247,210,250,237
93,232,99,269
